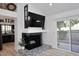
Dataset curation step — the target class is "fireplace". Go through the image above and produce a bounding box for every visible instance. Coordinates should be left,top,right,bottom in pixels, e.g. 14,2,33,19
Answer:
22,33,42,50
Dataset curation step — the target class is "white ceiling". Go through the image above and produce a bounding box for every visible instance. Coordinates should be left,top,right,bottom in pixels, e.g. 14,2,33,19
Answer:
29,3,79,16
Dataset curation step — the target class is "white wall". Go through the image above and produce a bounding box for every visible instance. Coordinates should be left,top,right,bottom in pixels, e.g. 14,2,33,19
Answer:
0,9,17,18
16,3,44,50
43,16,57,48
28,4,45,15
43,8,79,49
15,3,25,50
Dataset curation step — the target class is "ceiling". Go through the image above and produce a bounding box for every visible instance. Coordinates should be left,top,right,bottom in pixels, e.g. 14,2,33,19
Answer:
29,3,79,16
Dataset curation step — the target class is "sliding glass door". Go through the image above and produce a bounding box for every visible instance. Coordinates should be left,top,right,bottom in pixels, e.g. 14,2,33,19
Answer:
57,20,71,50
71,19,79,53
57,18,79,53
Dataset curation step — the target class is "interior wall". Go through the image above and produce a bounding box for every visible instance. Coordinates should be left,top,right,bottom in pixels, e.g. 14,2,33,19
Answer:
43,8,79,49
0,9,16,18
42,16,57,48
28,4,45,15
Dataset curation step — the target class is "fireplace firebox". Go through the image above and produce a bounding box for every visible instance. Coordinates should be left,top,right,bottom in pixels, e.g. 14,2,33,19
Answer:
22,33,42,50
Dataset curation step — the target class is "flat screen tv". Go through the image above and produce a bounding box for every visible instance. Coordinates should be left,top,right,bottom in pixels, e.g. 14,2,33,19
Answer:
28,12,45,29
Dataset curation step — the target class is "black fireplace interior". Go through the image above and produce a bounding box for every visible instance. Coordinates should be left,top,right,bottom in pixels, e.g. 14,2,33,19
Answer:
22,33,42,50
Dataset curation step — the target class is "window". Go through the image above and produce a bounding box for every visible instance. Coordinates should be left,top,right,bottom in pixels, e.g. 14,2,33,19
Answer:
1,25,12,34
57,18,79,53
